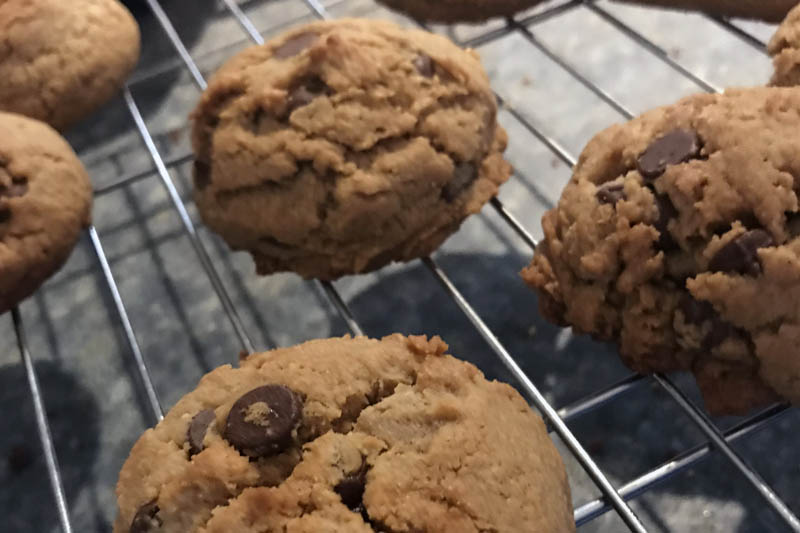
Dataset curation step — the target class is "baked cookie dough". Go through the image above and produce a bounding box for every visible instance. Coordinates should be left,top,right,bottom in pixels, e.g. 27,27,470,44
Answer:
0,0,140,130
115,334,574,533
769,4,800,87
610,0,798,22
522,87,800,415
375,0,544,23
0,112,93,314
191,19,511,280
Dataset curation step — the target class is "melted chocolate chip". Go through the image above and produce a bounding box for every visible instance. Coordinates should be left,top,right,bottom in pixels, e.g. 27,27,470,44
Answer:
637,129,701,180
442,162,478,202
708,229,774,276
335,463,368,512
678,294,716,325
274,32,319,59
413,54,435,77
287,76,330,112
187,409,216,456
653,194,678,250
224,384,303,457
596,182,626,205
130,500,161,533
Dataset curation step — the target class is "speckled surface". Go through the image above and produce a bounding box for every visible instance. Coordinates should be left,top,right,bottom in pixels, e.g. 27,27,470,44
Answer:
1,1,798,532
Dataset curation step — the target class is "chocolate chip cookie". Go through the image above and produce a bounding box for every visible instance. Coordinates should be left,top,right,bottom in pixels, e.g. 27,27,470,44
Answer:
191,19,511,280
0,0,140,130
114,334,574,533
522,87,800,415
375,0,544,23
769,4,800,86
610,0,798,22
0,112,93,313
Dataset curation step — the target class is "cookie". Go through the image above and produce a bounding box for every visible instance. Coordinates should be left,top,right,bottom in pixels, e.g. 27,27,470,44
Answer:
769,4,800,86
114,334,574,533
0,0,140,131
375,0,544,23
191,19,511,280
610,0,798,22
521,87,800,415
0,112,93,314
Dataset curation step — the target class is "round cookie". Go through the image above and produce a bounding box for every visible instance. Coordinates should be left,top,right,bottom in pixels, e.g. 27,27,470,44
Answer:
0,112,93,314
114,334,574,533
769,4,800,87
0,0,140,131
375,0,544,23
191,19,511,280
610,0,798,22
522,87,800,415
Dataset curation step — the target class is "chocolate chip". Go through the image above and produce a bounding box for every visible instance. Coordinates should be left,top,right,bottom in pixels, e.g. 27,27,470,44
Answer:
194,160,211,190
596,182,626,205
637,129,701,180
678,294,715,325
704,318,737,350
335,462,369,514
287,76,329,112
442,162,478,202
653,194,678,250
708,229,774,276
130,500,161,533
274,32,319,59
187,409,215,457
224,384,303,457
413,54,435,77
0,178,28,198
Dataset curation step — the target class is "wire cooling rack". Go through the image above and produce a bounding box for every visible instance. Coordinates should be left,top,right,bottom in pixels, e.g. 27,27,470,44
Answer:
7,0,799,531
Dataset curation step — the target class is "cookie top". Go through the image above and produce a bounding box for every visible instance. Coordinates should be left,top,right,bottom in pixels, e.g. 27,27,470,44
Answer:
0,0,140,130
769,3,800,87
610,0,798,22
375,0,544,23
0,112,93,313
191,19,510,280
114,334,574,533
522,87,800,414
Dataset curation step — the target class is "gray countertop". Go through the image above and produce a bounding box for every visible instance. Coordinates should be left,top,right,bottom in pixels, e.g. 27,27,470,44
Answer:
1,1,797,531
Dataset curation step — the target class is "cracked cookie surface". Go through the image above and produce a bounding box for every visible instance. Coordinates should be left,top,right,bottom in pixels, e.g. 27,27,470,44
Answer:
0,112,92,313
610,0,798,21
114,334,574,533
0,0,140,130
191,19,511,280
375,0,545,23
769,4,800,87
522,88,800,415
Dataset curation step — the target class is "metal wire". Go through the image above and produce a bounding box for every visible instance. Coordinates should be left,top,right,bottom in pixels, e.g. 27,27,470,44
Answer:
88,226,164,422
12,307,73,533
14,0,797,531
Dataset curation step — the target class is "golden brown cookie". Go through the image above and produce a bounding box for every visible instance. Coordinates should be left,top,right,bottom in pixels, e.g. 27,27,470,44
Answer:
611,0,798,21
376,0,545,23
114,334,574,533
522,87,800,415
0,112,93,313
0,0,140,130
769,4,800,86
191,19,511,280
